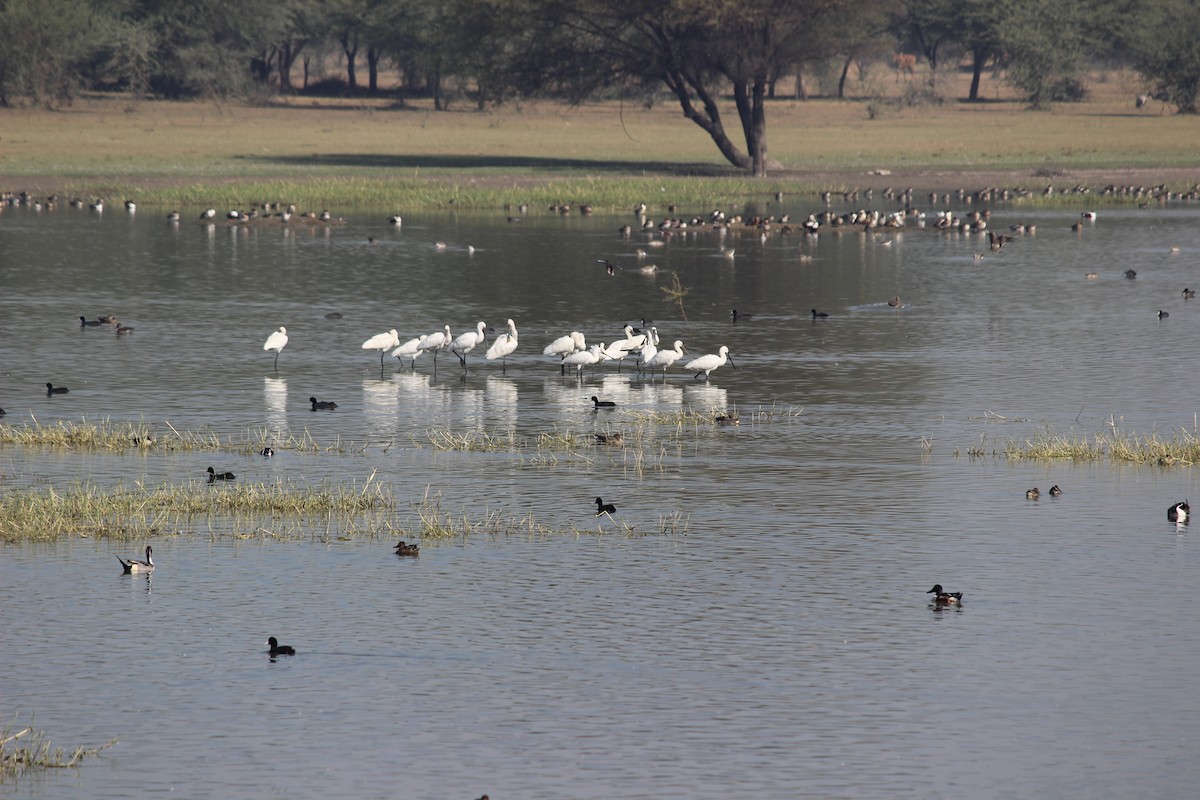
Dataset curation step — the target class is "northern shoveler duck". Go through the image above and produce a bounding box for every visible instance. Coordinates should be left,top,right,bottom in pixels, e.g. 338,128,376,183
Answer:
46,383,69,395
594,432,624,446
80,316,103,327
927,584,963,605
812,309,829,318
1026,488,1040,500
590,396,616,408
310,397,338,411
266,637,295,656
595,497,617,516
393,540,420,556
1158,310,1169,320
207,467,236,482
388,215,402,226
117,545,155,573
98,316,118,325
261,447,274,457
1049,485,1062,496
1168,500,1190,523
715,414,740,426
167,211,180,222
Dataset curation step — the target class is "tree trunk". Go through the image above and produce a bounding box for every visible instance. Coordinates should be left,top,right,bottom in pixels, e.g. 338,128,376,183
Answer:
367,47,379,94
838,54,854,99
734,77,769,178
968,48,987,101
341,35,359,90
795,70,807,100
661,68,753,172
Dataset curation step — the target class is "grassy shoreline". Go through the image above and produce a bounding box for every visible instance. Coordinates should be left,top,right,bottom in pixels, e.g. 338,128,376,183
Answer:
4,91,1200,210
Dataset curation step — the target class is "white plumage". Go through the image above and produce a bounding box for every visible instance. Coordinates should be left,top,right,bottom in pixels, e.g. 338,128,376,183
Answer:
644,339,685,377
362,329,400,365
391,335,427,370
450,321,488,367
263,326,288,371
485,319,519,370
684,345,735,380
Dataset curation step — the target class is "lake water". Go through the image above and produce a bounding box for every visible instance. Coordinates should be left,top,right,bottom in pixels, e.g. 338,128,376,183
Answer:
2,196,1200,799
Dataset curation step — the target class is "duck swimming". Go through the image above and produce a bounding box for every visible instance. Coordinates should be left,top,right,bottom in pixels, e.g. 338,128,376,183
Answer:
207,467,236,482
1026,488,1040,500
393,540,420,556
1168,500,1190,523
927,584,963,605
46,383,69,395
594,497,617,516
266,637,296,656
117,545,155,574
1049,485,1062,496
590,396,616,408
310,397,338,411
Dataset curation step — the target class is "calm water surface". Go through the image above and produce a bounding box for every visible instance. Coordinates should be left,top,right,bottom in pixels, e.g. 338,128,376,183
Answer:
2,198,1200,799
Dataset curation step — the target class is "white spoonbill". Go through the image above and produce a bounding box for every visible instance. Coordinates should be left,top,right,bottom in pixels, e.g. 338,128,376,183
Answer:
561,344,603,377
450,321,488,368
684,345,735,380
362,329,400,366
263,326,288,372
392,334,427,370
644,339,685,378
543,331,586,374
486,319,519,372
418,325,452,369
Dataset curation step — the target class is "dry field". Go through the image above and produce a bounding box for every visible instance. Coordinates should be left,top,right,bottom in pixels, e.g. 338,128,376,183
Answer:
2,65,1197,208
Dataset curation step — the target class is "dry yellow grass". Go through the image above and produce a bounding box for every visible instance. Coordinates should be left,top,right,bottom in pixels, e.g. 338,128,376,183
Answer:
2,65,1197,208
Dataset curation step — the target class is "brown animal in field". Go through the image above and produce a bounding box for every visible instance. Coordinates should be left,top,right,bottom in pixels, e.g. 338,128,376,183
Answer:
894,53,917,82
1136,91,1169,114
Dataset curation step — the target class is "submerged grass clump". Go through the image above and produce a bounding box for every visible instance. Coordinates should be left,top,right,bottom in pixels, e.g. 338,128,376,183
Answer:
1004,425,1200,465
0,478,397,542
1,719,116,779
0,418,333,455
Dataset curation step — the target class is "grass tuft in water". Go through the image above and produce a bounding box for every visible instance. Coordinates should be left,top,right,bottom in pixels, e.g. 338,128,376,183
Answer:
0,418,332,455
1005,424,1200,465
1,718,117,778
0,478,397,542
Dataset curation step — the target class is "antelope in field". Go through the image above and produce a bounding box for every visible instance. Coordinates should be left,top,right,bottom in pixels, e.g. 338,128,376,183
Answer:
894,53,917,82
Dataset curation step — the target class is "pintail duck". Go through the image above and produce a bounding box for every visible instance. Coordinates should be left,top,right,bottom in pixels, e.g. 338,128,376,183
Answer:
1168,500,1190,523
1049,485,1062,496
310,397,338,411
46,383,69,395
927,584,963,605
594,497,617,516
393,540,420,556
207,467,236,482
266,637,296,656
117,545,154,573
590,396,616,408
1026,488,1040,500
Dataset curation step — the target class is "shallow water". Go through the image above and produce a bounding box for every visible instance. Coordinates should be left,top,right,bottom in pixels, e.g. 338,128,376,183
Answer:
2,199,1200,799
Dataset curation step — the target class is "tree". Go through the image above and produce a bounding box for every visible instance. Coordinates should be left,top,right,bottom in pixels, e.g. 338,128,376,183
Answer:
0,0,102,106
1000,0,1088,108
1130,0,1200,113
509,0,850,177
